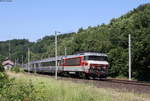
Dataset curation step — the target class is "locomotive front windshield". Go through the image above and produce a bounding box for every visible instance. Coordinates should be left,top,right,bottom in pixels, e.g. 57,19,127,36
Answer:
84,55,108,61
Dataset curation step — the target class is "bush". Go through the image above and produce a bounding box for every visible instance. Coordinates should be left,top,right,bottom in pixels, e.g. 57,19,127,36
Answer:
0,72,12,98
0,72,8,86
11,66,22,73
0,64,4,72
0,79,35,101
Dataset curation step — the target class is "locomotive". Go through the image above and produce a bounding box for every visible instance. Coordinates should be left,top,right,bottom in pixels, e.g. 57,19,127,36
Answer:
23,52,109,78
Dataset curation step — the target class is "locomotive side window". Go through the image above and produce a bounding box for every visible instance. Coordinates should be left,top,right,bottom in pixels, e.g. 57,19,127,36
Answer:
65,57,81,66
84,56,108,61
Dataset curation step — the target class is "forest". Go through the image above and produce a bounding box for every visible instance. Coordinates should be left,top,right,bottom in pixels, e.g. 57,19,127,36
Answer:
0,4,150,81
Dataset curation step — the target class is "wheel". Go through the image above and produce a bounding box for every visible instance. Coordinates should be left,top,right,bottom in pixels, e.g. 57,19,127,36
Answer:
78,72,89,79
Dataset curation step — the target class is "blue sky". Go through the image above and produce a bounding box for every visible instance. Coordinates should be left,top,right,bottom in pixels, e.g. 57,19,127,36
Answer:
0,0,149,42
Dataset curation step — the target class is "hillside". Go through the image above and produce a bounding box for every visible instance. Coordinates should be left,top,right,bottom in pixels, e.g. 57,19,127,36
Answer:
0,4,150,80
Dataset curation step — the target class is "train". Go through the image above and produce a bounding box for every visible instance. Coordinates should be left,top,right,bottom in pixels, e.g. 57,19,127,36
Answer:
23,52,109,79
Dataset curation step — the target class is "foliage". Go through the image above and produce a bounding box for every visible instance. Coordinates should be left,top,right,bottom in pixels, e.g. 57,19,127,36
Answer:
0,39,32,63
0,56,5,72
1,73,149,101
0,63,4,72
0,72,12,100
0,72,9,87
0,79,35,101
11,66,23,73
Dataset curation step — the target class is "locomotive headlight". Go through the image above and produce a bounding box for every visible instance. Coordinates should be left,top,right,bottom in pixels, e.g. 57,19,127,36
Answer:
85,62,88,66
82,62,88,66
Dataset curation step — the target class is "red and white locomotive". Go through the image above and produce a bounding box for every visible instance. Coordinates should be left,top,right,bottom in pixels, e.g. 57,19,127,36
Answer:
61,52,109,78
24,52,109,78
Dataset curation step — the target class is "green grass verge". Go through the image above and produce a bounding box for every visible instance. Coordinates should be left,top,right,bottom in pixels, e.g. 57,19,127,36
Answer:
1,72,150,101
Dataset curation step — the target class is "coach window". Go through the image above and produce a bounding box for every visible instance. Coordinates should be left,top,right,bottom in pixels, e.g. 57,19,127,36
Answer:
36,63,39,67
50,61,55,66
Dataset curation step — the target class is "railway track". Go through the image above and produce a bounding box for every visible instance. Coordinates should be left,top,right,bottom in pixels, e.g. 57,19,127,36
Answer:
27,72,150,94
105,78,150,87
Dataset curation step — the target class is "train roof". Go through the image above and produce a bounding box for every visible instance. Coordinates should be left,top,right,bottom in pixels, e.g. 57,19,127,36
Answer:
63,52,107,58
29,56,63,64
28,52,107,64
78,52,107,56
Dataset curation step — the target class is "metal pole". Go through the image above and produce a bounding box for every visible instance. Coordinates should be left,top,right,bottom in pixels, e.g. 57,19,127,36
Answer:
34,63,36,74
22,56,24,67
65,47,67,56
55,31,58,79
129,34,131,80
28,48,30,73
55,31,60,79
8,40,11,59
16,58,18,66
15,59,16,66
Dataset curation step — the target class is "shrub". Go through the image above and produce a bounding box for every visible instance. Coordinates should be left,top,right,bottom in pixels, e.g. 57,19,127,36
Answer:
0,72,12,98
1,79,35,101
0,64,4,72
11,66,22,73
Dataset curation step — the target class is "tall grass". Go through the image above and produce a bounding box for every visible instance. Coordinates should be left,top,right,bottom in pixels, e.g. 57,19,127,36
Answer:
1,72,150,101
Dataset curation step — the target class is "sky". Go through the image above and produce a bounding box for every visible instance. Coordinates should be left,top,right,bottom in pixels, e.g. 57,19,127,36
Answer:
0,0,149,42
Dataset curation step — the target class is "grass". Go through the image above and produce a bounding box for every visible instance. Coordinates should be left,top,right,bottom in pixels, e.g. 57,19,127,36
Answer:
3,72,150,101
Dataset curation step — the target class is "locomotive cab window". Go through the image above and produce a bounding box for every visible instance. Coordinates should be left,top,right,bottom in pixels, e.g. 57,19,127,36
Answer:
84,56,108,61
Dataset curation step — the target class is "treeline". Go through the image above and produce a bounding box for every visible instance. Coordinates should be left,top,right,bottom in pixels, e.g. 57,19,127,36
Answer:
0,4,150,81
